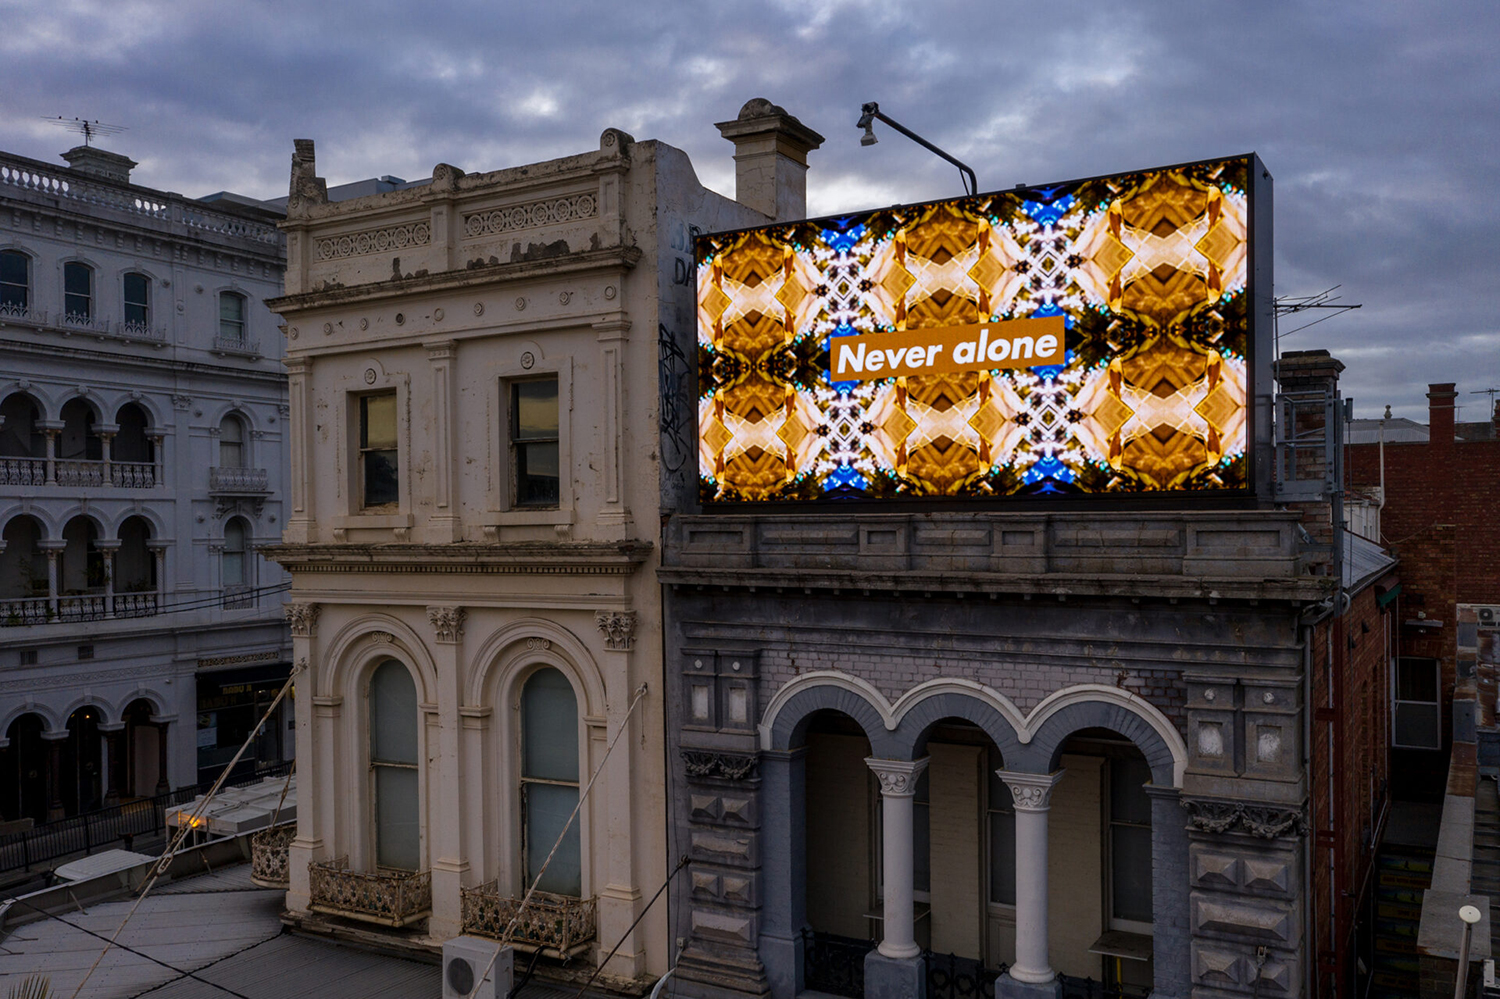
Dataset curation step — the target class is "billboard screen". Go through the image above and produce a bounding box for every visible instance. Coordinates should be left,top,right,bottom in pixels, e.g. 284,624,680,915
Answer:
695,154,1265,504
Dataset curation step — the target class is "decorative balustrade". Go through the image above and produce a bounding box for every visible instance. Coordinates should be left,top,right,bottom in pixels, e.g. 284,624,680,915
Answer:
113,592,159,618
459,884,597,957
55,460,105,487
110,462,156,488
250,823,295,888
1,155,279,244
0,302,44,324
0,457,45,486
114,321,167,343
0,597,50,627
57,594,107,622
308,858,432,927
222,586,255,610
209,466,269,492
59,311,111,335
211,335,261,356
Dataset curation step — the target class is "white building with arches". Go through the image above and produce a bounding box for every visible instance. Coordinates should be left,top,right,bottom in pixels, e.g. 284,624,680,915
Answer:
0,143,292,822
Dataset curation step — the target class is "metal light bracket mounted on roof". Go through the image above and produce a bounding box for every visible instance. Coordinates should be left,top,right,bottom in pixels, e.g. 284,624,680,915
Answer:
857,102,978,197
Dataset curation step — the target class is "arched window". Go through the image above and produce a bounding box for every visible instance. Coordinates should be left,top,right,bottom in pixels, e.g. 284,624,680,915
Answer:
218,292,246,343
370,660,419,871
0,393,43,459
222,518,247,586
64,262,93,320
520,668,581,896
218,415,245,468
0,250,29,314
114,403,153,464
59,399,100,460
123,273,150,328
116,516,155,592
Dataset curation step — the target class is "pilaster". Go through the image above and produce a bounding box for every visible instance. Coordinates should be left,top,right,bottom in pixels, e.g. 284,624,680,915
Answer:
427,606,468,940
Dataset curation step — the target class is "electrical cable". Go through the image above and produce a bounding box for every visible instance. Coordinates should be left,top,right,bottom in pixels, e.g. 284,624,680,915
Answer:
567,854,689,999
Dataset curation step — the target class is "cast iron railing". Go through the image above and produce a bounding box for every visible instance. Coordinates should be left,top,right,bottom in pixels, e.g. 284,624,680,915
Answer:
308,857,432,927
1057,973,1151,999
460,883,597,956
802,928,873,998
0,761,293,874
924,950,1007,999
249,822,295,887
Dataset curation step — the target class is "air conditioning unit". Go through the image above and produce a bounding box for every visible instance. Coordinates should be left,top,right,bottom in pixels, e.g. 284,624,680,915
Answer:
442,936,512,999
1479,606,1497,625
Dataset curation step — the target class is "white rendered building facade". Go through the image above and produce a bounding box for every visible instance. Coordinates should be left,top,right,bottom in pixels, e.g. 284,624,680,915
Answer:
0,145,292,822
261,106,813,979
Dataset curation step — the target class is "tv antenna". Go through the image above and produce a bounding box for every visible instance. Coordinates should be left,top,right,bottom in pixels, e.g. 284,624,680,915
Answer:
1273,285,1362,358
1473,387,1500,412
43,117,127,147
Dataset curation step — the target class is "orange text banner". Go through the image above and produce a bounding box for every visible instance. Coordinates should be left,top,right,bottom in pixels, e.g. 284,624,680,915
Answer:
830,317,1066,381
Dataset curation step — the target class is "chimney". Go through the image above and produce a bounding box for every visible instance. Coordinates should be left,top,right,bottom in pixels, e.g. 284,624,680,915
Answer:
716,99,824,222
61,145,136,185
1427,383,1457,447
286,139,329,217
1272,348,1345,395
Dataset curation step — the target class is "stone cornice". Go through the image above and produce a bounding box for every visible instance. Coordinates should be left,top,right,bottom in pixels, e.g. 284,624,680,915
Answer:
261,540,652,576
0,334,289,383
267,245,643,314
659,566,1331,603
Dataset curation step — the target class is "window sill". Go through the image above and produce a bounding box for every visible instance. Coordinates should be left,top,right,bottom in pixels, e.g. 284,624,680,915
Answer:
333,513,414,530
481,508,575,527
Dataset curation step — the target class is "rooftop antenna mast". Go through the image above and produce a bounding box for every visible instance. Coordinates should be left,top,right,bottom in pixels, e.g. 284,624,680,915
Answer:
1273,285,1362,359
856,101,978,197
42,117,127,147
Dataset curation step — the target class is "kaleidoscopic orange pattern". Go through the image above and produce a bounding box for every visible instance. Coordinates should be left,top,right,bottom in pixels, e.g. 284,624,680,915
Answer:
697,156,1257,503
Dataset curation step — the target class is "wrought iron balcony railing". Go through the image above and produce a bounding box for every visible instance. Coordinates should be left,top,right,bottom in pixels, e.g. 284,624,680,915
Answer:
209,466,269,493
308,858,432,927
459,883,597,957
250,823,295,888
211,335,261,356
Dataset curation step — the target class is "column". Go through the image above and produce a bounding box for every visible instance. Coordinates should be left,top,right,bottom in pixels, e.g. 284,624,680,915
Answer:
38,421,62,484
147,431,164,487
759,747,809,997
427,606,467,940
39,539,64,618
101,723,125,805
998,771,1067,997
154,721,170,795
97,423,118,485
867,757,929,959
96,539,120,617
44,730,67,821
285,604,322,914
595,609,645,978
147,541,167,612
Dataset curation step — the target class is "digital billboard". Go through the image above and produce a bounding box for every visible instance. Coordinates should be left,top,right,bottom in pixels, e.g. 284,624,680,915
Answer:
695,154,1267,504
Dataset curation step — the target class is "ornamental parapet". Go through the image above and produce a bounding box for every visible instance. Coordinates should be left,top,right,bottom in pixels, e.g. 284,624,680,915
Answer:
660,511,1333,603
261,540,652,576
459,883,597,958
308,857,431,927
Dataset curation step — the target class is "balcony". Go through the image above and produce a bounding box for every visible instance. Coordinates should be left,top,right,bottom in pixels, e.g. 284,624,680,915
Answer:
459,884,597,958
211,335,261,357
209,466,269,494
114,320,167,343
308,858,431,927
1,457,156,489
0,302,45,325
0,592,159,627
249,823,295,888
221,586,256,610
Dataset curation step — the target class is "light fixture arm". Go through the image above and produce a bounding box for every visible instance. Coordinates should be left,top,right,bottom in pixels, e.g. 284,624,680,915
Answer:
857,101,978,197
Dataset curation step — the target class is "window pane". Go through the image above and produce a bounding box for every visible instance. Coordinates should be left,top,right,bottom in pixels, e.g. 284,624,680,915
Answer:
525,781,581,896
512,380,558,440
1395,702,1440,749
0,251,27,308
1111,825,1153,921
1397,659,1438,702
363,451,399,506
1111,757,1153,826
124,274,148,324
219,293,245,338
516,442,560,506
223,551,244,586
370,660,418,764
375,765,420,870
64,263,91,317
988,810,1016,904
362,394,397,449
523,668,578,781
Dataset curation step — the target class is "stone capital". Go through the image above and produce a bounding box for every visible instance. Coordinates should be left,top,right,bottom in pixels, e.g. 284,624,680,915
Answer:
285,602,320,637
865,757,928,797
998,770,1066,812
595,609,636,650
427,606,466,643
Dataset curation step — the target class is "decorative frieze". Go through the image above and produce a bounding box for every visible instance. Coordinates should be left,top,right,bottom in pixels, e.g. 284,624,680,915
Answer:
427,606,465,643
316,222,431,260
285,602,320,637
463,194,597,238
595,610,636,650
682,750,758,781
1182,797,1307,838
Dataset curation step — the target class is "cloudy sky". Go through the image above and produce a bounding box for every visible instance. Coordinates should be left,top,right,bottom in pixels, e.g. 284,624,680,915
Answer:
3,0,1495,420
